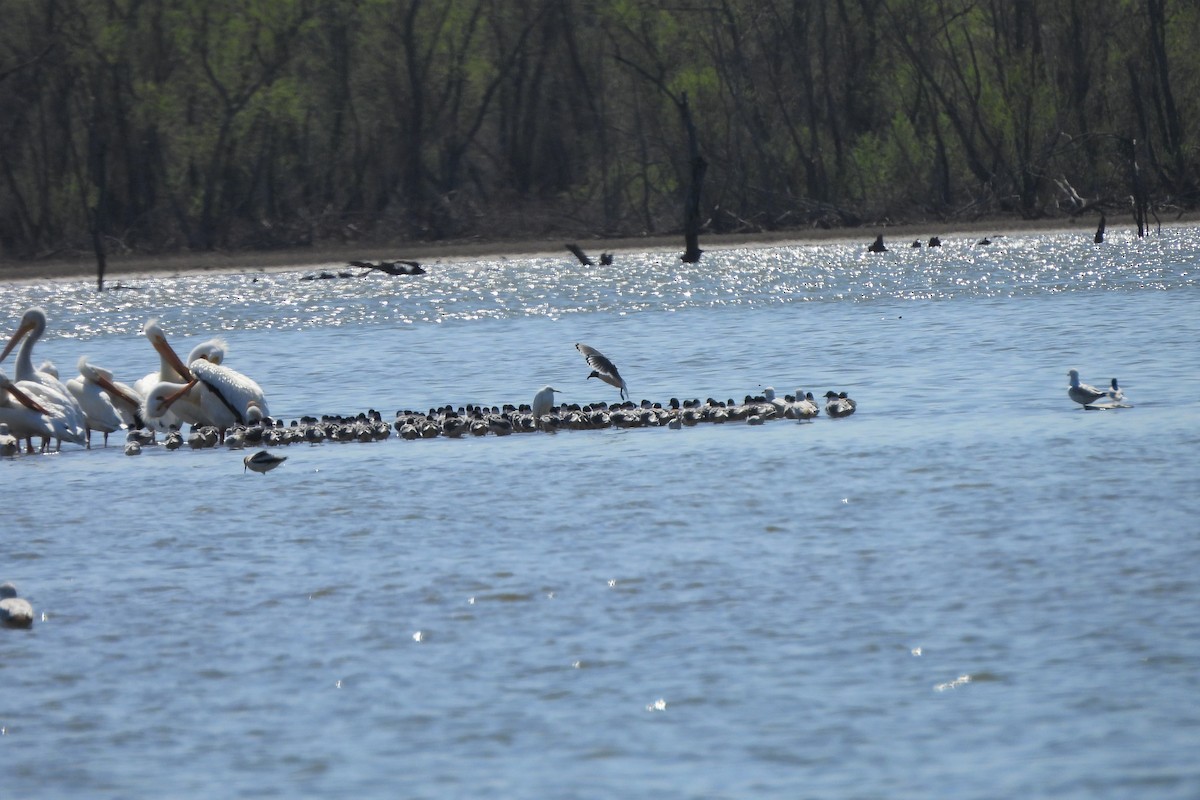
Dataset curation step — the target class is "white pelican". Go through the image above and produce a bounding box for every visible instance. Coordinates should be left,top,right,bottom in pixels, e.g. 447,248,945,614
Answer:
244,450,286,474
136,321,263,432
1,308,59,386
575,343,628,401
66,357,144,447
0,422,18,457
1,308,88,448
823,390,857,418
1068,369,1118,407
135,321,227,430
0,369,54,450
141,379,207,430
0,367,85,449
0,582,34,628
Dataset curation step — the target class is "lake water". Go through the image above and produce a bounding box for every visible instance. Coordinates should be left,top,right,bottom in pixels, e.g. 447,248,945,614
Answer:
2,228,1199,799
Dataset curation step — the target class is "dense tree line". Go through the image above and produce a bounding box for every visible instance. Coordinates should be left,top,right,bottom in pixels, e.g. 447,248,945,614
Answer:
1,0,1196,263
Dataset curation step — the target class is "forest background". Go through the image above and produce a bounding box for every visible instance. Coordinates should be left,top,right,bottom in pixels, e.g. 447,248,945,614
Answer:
1,0,1196,271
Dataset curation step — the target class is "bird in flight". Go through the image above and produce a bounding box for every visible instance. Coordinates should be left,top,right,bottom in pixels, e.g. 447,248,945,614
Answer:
575,343,628,401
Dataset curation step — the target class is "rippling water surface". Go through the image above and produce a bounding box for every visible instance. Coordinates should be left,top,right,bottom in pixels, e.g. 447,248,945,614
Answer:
3,228,1199,798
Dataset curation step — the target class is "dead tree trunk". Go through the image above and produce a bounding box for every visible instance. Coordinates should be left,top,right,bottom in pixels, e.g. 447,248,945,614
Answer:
1128,137,1149,238
679,92,706,263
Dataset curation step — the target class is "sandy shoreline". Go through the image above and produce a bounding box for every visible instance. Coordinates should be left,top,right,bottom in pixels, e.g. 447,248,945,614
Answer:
0,213,1186,284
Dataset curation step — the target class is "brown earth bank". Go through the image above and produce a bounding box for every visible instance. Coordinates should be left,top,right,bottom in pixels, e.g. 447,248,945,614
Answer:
1,212,1192,284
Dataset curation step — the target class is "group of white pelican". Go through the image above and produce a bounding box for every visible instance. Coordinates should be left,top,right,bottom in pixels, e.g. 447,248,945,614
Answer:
0,307,268,455
0,308,864,459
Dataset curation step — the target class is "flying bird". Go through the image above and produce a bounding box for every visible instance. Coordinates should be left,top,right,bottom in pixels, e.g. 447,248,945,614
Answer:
575,343,628,401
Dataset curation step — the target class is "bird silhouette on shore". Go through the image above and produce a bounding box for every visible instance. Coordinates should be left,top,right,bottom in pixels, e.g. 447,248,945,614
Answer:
348,260,426,276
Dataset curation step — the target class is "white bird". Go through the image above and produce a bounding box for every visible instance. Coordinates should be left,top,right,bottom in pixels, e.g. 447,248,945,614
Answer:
66,357,144,447
0,422,18,458
790,389,820,420
141,379,208,430
244,450,286,474
532,386,560,419
136,322,266,432
184,359,269,429
576,343,628,401
0,369,54,449
135,321,228,430
1,308,88,449
1,308,60,387
0,582,34,628
1068,369,1118,407
0,367,85,449
823,390,857,418
761,387,790,416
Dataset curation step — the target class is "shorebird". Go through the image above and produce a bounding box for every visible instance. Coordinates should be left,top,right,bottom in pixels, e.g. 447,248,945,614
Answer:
0,423,18,458
0,582,34,628
576,343,628,401
1067,369,1118,407
790,389,820,420
244,450,287,475
824,390,857,418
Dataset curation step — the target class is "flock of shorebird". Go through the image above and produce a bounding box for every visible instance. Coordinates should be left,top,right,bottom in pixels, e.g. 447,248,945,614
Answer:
0,306,864,474
0,305,1131,480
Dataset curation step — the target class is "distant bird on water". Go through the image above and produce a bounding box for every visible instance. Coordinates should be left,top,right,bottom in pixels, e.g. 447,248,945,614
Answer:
575,343,628,401
0,422,18,457
823,390,857,418
1,582,34,628
244,450,287,475
1067,369,1119,407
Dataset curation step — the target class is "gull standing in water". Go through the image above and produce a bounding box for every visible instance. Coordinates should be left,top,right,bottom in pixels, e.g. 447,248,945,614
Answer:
575,343,628,401
790,389,820,420
1067,369,1118,407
